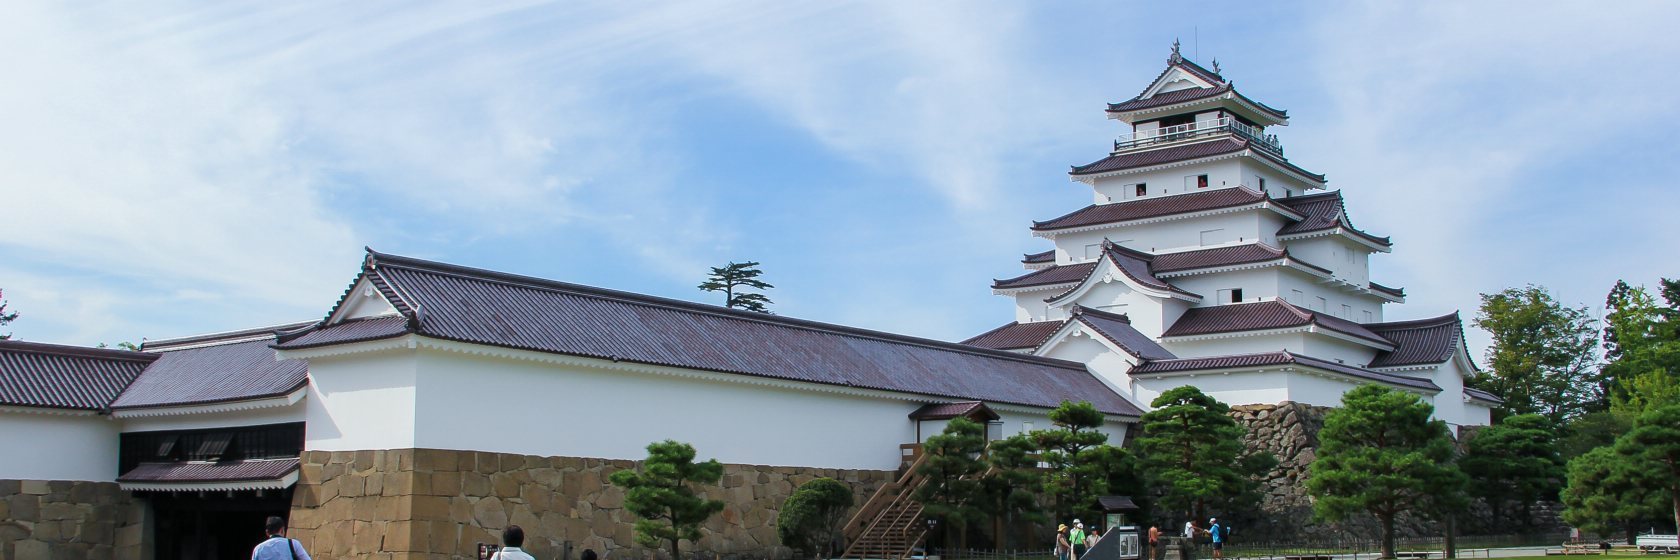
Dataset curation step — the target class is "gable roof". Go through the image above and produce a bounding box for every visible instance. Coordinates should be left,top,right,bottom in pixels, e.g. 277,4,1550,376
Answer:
961,320,1065,352
909,401,1000,422
278,250,1145,417
1067,306,1176,361
1033,185,1277,233
1069,138,1324,183
1106,82,1289,124
1365,313,1466,369
1043,242,1201,304
1022,250,1054,265
113,330,310,411
1161,300,1393,348
993,262,1098,291
1273,191,1392,247
1131,350,1440,392
0,340,156,411
1465,387,1504,405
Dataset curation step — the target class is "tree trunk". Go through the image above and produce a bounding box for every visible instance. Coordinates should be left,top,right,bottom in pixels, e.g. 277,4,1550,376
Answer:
671,539,682,560
1444,513,1458,559
1380,512,1396,559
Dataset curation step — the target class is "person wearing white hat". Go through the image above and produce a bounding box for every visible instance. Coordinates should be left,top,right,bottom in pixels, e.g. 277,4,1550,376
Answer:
1209,517,1224,559
1071,520,1088,559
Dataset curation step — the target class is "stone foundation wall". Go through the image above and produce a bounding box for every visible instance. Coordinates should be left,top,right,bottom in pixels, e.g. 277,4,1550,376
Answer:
0,479,147,560
287,449,895,559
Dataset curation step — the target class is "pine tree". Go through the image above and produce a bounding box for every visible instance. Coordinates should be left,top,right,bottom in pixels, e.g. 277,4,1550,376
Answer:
1461,414,1564,527
1616,403,1680,537
608,440,726,559
698,261,774,313
916,418,988,550
1307,385,1467,559
0,288,19,340
1030,400,1112,522
978,433,1045,549
1137,386,1274,524
1561,446,1667,540
1602,280,1680,418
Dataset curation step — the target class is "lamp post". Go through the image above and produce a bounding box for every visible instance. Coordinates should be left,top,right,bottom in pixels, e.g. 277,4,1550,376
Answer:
927,517,940,555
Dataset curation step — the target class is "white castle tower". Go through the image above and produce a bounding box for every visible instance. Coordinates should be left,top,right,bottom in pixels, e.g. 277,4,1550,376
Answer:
964,44,1497,429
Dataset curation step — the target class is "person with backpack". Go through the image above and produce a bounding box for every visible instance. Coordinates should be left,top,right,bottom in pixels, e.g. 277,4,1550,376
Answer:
251,516,311,560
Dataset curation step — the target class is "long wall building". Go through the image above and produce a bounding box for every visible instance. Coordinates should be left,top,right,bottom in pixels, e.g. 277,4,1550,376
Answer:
0,46,1495,560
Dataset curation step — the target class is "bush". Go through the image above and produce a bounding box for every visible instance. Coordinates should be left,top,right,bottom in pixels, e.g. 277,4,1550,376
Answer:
777,478,855,559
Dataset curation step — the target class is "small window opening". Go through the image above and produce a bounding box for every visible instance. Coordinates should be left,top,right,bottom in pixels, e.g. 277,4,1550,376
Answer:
1230,289,1243,303
1197,174,1209,188
1135,184,1147,197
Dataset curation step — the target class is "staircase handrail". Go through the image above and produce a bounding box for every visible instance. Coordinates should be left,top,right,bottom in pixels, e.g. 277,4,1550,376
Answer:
842,449,931,540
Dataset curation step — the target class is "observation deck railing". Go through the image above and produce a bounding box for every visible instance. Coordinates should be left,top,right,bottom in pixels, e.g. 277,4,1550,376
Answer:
1113,116,1283,156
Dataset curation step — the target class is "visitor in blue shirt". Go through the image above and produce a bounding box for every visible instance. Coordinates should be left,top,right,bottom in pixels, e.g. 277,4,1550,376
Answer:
252,516,311,560
1208,517,1223,559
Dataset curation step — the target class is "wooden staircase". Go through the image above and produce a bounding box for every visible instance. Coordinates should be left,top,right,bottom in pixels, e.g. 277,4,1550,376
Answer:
839,445,932,560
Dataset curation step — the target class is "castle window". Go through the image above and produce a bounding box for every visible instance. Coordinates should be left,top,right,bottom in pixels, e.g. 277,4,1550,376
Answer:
1186,174,1209,190
1257,176,1267,191
1231,289,1243,303
1316,297,1327,312
1342,304,1352,318
1290,289,1304,305
1363,310,1374,322
1135,184,1147,197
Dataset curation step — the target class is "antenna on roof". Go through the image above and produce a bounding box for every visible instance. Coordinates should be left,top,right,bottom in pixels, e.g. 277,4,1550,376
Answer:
1194,27,1199,61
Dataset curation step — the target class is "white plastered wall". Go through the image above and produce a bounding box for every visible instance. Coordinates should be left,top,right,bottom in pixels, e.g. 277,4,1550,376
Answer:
1132,371,1293,409
1299,335,1382,368
1090,159,1245,204
1054,209,1272,262
1050,277,1187,339
1162,331,1309,359
0,411,119,481
304,349,420,451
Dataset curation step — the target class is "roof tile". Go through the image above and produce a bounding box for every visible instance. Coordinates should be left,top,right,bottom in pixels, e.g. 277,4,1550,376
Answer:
0,341,155,410
1162,300,1392,347
113,336,309,410
961,321,1065,351
994,263,1097,290
1033,186,1269,232
281,251,1145,417
1366,313,1463,368
1071,307,1176,361
1132,351,1439,391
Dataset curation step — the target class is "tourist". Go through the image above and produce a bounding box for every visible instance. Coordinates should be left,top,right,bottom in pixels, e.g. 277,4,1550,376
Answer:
1072,520,1088,559
1148,524,1160,560
1085,522,1101,549
582,549,598,560
489,525,535,560
1208,517,1223,559
1056,524,1072,560
252,516,311,560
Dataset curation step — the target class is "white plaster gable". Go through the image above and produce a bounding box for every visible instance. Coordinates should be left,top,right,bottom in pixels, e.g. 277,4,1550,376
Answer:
333,277,401,322
1141,67,1219,98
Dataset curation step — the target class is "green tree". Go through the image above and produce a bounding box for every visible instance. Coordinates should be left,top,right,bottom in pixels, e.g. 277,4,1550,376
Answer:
916,418,988,550
1308,385,1467,559
698,261,774,313
1460,414,1564,527
1136,386,1273,523
608,440,726,559
978,433,1046,549
0,288,19,340
1602,280,1680,418
97,341,141,351
1617,403,1680,534
1559,411,1631,460
1030,401,1112,522
777,478,855,559
1560,446,1667,540
1473,285,1600,424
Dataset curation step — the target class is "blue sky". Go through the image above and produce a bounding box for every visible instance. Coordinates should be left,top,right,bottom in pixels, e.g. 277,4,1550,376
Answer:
3,2,1677,359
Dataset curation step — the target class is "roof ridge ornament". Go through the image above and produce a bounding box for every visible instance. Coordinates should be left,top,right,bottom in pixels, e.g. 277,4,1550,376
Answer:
1169,38,1183,65
1211,57,1221,75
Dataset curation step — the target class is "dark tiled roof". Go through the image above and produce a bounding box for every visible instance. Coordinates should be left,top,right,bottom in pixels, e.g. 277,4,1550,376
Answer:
113,336,309,410
1369,282,1406,298
993,263,1097,290
1022,250,1054,265
273,315,410,350
908,401,999,421
1162,300,1393,347
118,458,300,483
1128,58,1226,100
1150,243,1332,275
1464,387,1504,404
1366,313,1463,368
1071,138,1247,176
1033,186,1269,232
1098,495,1140,511
1131,351,1439,391
1071,138,1324,182
1274,191,1392,247
1107,84,1231,113
280,250,1145,417
1070,307,1176,361
0,340,156,411
961,321,1065,351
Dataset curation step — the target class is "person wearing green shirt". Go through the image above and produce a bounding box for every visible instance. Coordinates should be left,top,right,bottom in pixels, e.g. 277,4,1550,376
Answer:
1071,520,1088,559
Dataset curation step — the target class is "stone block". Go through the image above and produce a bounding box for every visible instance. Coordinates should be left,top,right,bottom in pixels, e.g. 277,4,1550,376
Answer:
353,521,382,553
415,449,457,473
384,472,414,497
20,481,49,495
430,472,462,497
427,520,458,554
391,449,414,472
0,479,20,495
461,472,490,497
365,472,385,496
490,474,519,499
16,540,48,559
475,452,499,474
411,495,452,521
383,520,417,552
323,462,346,482
471,499,508,529
9,496,40,522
